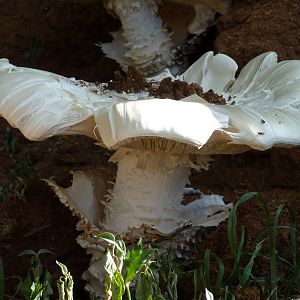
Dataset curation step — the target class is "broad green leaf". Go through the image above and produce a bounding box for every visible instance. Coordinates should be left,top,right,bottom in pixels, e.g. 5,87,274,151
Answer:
98,232,126,255
37,249,55,256
125,246,156,284
19,250,37,257
98,232,116,242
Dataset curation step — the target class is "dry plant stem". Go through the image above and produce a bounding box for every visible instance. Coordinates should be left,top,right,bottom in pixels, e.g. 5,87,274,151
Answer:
102,148,208,235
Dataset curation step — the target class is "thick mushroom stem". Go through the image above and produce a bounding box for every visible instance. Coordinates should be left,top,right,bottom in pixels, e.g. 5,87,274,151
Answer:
102,149,190,234
102,0,173,75
101,148,229,236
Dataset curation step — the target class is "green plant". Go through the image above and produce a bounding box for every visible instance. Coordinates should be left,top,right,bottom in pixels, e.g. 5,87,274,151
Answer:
193,193,263,299
226,193,263,287
2,253,76,300
234,193,300,299
153,252,181,300
99,232,158,300
192,192,300,300
56,261,74,300
18,249,54,300
263,202,300,299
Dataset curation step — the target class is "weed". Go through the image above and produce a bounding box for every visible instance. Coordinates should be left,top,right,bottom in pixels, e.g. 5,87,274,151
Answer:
18,249,54,300
153,252,181,300
192,192,300,300
56,261,74,300
1,255,75,300
99,232,158,300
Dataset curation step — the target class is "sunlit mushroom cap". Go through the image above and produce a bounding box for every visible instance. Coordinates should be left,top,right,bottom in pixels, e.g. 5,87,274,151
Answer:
1,52,300,155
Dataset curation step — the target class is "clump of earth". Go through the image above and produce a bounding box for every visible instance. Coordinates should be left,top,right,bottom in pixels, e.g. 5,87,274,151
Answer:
107,66,225,104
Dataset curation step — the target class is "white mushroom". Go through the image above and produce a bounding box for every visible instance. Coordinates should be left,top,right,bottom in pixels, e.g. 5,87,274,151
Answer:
1,51,300,296
101,0,231,74
101,0,173,75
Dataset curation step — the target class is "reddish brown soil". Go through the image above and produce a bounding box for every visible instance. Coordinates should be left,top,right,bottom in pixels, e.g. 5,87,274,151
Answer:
0,0,300,299
108,67,225,103
107,66,151,93
149,78,225,104
215,0,300,68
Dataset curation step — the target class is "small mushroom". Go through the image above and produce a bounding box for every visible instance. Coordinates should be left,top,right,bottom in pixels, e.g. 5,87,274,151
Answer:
101,0,231,74
102,0,173,75
1,51,300,296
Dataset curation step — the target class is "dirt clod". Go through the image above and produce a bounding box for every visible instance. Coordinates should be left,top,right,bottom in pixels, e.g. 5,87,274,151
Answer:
149,77,225,104
108,66,225,103
107,66,150,93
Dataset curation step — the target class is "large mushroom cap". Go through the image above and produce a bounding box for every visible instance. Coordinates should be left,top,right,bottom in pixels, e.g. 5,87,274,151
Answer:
1,52,300,155
94,51,300,154
0,59,99,140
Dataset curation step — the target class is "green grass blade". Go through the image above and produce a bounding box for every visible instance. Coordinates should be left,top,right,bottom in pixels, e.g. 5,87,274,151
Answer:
233,226,247,279
240,243,262,287
279,204,299,296
203,250,211,290
228,192,258,259
193,269,201,300
285,205,297,266
212,253,225,291
268,204,286,298
257,194,278,299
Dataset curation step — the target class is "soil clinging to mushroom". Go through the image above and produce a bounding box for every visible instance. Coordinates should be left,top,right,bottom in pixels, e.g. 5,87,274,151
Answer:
107,66,225,104
107,66,151,93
